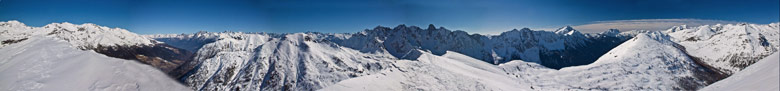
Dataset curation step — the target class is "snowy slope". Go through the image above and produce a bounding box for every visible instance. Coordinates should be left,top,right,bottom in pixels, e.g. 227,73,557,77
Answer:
699,52,779,91
143,25,632,90
157,32,397,91
500,32,719,90
323,32,729,90
0,36,189,91
140,22,780,90
324,31,727,90
667,23,780,74
321,51,530,91
1,20,195,77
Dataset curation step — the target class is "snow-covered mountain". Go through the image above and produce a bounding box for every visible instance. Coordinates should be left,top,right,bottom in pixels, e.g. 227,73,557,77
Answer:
502,32,724,90
328,24,638,69
149,32,397,90
2,20,778,90
0,36,189,91
323,31,753,90
145,24,644,90
0,20,154,48
667,23,780,75
0,21,195,78
700,52,779,91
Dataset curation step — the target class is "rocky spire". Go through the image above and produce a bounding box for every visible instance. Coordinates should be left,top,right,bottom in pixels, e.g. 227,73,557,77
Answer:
427,24,437,30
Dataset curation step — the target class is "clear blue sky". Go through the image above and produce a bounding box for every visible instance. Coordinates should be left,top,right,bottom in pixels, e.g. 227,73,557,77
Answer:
1,0,778,34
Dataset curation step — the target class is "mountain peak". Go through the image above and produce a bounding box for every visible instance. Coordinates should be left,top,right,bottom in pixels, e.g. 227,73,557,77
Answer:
554,26,584,36
557,25,574,31
665,25,688,33
555,26,576,34
602,29,620,35
520,28,532,31
427,24,437,30
0,20,27,27
394,24,407,30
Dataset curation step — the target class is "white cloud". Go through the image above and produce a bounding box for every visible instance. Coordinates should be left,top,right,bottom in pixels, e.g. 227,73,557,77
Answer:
570,19,743,33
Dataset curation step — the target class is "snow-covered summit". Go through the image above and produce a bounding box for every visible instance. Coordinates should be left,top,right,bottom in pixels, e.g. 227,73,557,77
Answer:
554,26,575,34
554,26,585,36
0,20,27,28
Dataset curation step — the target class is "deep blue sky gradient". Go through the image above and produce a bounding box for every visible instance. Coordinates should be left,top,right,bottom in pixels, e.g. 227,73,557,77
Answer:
1,0,778,34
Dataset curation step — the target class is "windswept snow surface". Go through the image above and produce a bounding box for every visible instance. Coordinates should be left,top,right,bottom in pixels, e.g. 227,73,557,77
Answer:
700,52,779,91
0,37,189,91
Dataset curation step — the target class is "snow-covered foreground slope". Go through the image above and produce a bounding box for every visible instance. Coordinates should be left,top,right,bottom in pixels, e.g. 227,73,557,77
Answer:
700,52,779,91
0,37,189,91
321,51,529,91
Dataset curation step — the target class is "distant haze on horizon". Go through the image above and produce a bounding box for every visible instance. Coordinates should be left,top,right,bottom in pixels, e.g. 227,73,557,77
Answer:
1,0,778,34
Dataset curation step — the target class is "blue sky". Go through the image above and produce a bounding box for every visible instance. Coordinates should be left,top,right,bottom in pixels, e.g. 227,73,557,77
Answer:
1,0,778,34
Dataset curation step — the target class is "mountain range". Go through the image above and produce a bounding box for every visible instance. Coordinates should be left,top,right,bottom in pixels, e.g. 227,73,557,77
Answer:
0,20,777,90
